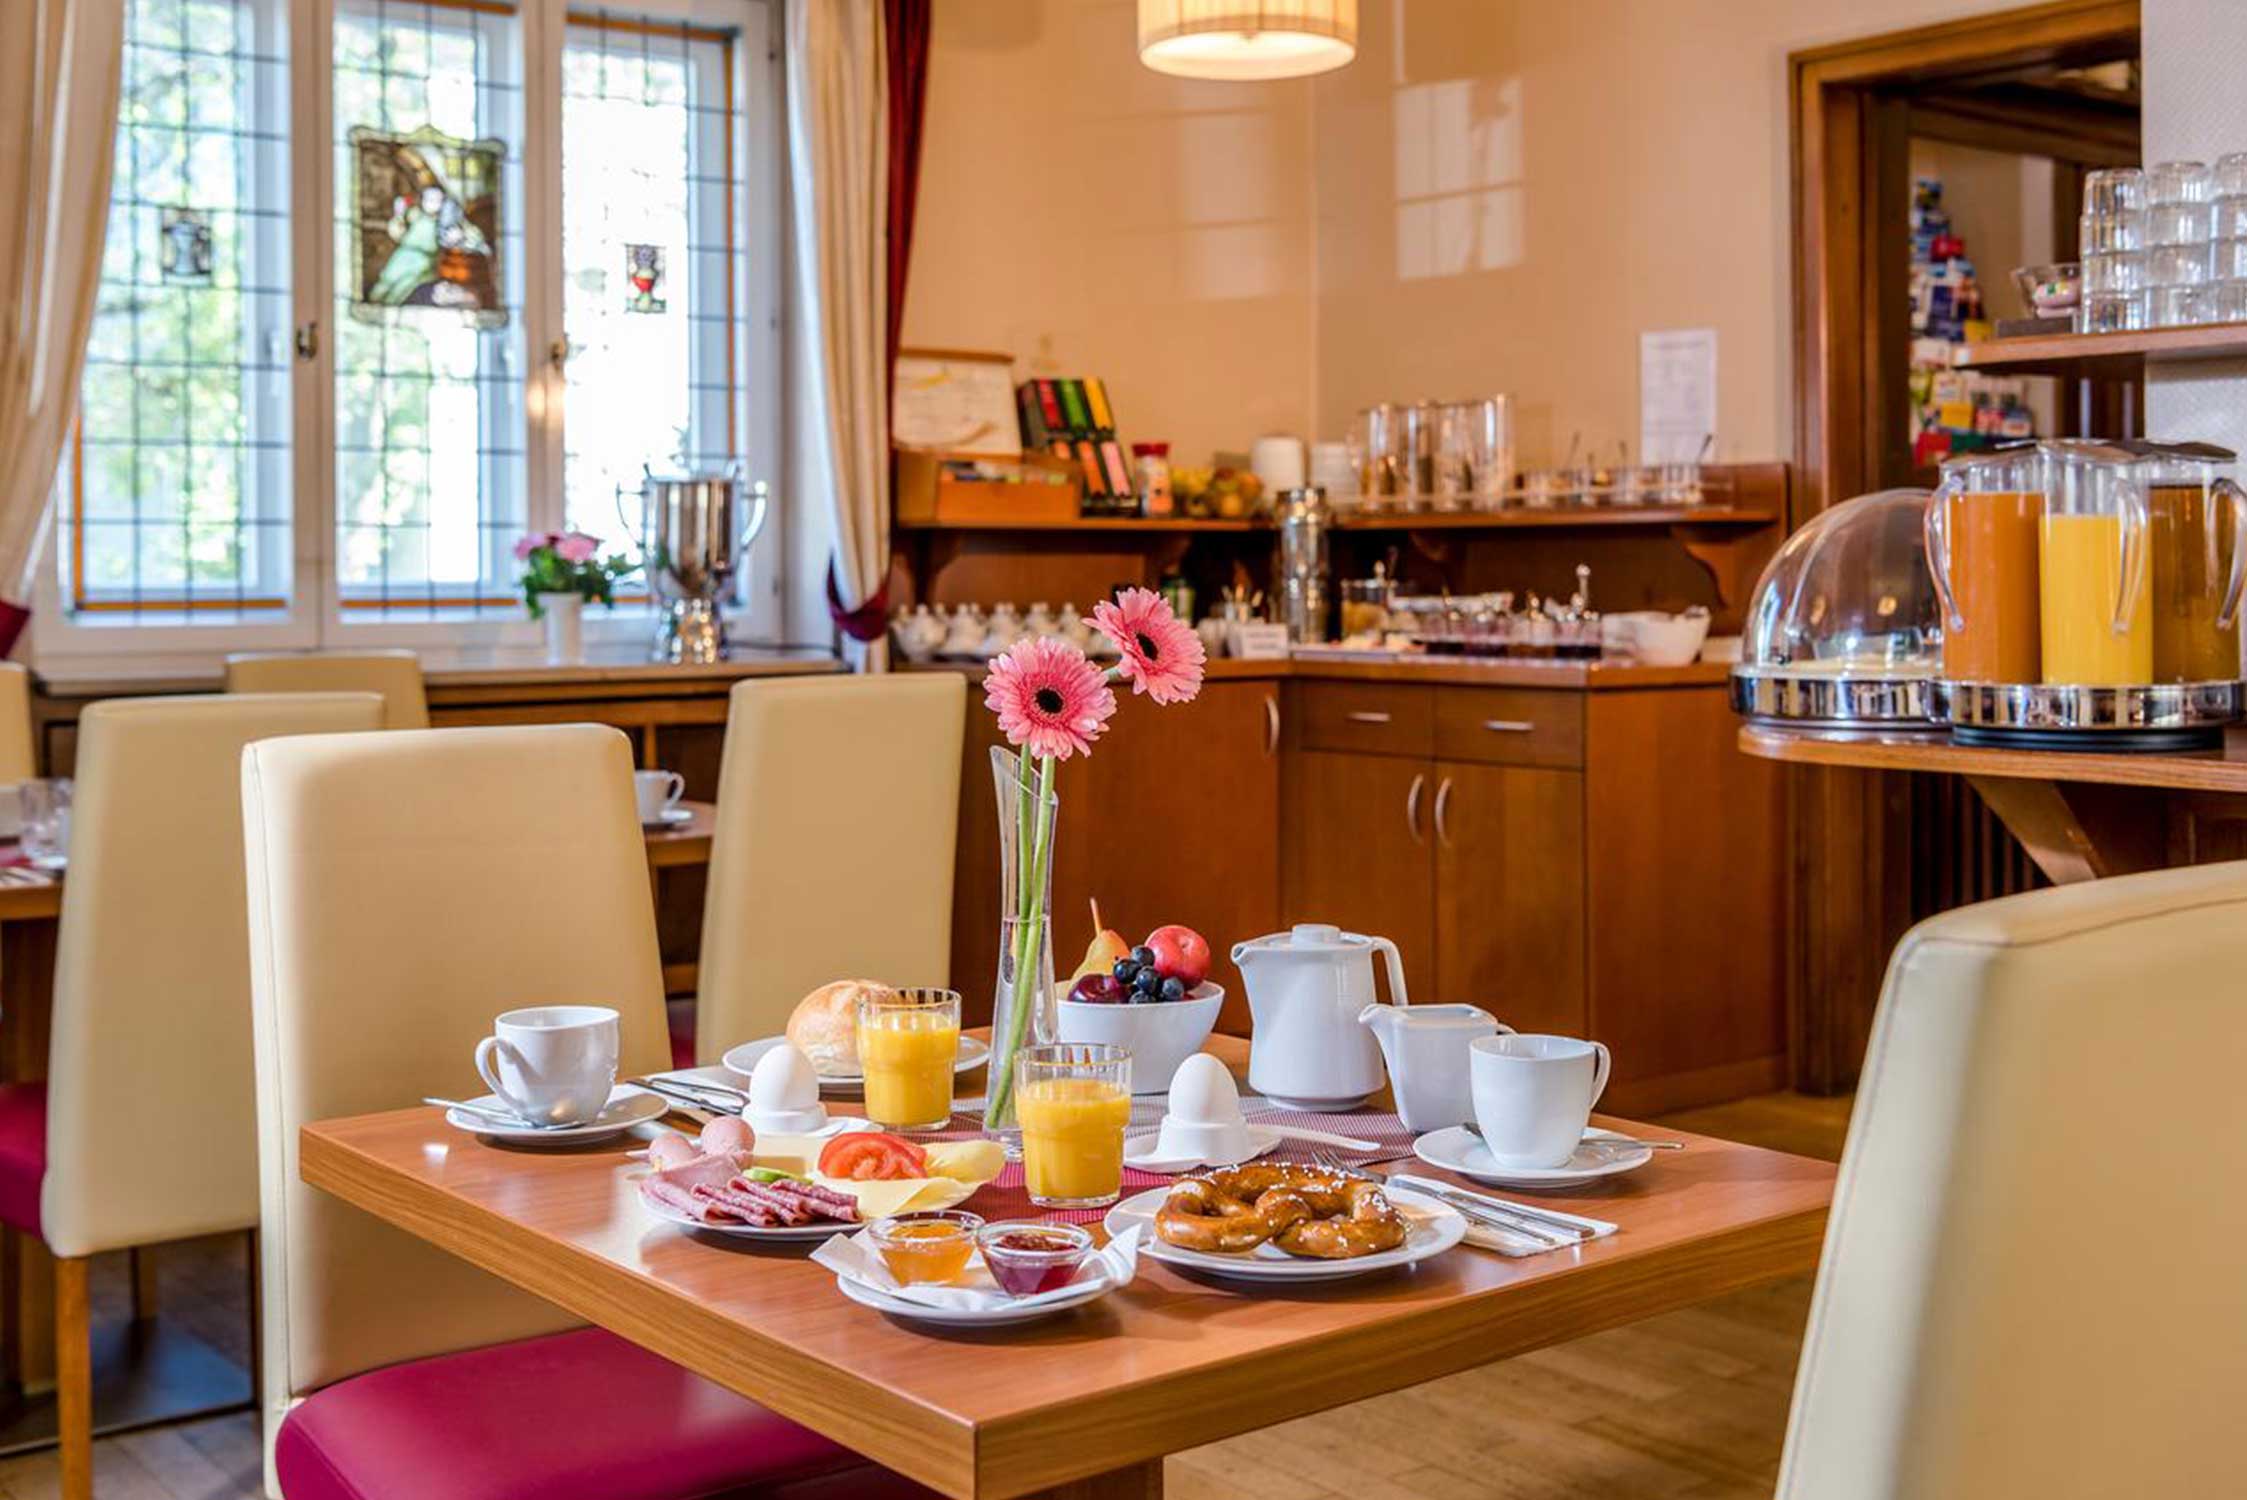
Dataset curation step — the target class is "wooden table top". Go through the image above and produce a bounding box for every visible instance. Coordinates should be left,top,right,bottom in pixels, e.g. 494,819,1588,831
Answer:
300,1040,1834,1499
1740,722,2247,793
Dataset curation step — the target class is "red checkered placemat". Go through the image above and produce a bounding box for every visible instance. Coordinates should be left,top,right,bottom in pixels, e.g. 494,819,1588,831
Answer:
1240,1104,1419,1164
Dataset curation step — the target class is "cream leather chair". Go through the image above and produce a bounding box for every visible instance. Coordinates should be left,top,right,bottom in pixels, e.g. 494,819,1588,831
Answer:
225,650,430,729
0,662,35,782
0,692,386,1500
693,675,965,1061
241,723,927,1499
1777,862,2247,1500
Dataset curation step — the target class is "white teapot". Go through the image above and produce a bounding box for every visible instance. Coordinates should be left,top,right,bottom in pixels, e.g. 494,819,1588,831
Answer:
892,603,945,663
1058,602,1094,653
939,604,985,659
978,602,1025,659
1233,923,1407,1111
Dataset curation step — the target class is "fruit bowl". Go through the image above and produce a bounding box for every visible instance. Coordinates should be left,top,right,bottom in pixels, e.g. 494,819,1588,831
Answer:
1054,983,1223,1094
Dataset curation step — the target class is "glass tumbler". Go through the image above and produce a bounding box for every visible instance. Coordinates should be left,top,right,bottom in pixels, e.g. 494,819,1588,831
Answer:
2146,160,2212,206
18,779,70,868
1014,1043,1131,1209
2083,167,2147,215
857,987,962,1131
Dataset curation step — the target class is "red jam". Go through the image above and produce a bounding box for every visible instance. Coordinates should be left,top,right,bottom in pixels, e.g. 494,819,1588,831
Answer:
977,1221,1092,1296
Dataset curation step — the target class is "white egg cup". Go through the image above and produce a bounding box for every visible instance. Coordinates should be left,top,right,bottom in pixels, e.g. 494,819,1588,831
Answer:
1148,1114,1255,1164
746,1102,828,1136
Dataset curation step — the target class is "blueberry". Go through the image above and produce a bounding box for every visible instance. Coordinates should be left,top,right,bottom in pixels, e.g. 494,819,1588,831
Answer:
1159,976,1187,1003
1131,988,1159,1004
1130,945,1157,967
1112,958,1139,983
1133,966,1162,995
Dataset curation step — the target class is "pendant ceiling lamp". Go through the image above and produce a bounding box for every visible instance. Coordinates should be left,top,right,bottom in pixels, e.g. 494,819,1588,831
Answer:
1137,1,1358,81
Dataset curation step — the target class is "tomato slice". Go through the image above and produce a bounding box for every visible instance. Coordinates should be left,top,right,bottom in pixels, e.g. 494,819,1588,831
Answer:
817,1132,929,1181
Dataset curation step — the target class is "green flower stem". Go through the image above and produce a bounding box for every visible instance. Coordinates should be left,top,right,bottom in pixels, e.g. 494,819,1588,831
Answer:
986,752,1055,1129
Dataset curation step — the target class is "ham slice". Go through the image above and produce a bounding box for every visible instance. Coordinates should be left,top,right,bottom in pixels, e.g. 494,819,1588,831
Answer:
768,1181,858,1223
691,1182,782,1226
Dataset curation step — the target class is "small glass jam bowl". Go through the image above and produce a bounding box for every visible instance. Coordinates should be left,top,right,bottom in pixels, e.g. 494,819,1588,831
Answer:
868,1210,984,1287
975,1220,1094,1296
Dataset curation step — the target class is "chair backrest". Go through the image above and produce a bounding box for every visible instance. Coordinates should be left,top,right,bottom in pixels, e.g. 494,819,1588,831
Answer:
242,723,669,1421
0,663,34,782
225,650,430,730
1777,862,2247,1500
42,693,387,1258
694,674,965,1060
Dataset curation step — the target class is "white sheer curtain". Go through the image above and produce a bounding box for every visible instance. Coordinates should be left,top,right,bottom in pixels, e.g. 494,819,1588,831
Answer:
785,0,890,669
0,0,125,656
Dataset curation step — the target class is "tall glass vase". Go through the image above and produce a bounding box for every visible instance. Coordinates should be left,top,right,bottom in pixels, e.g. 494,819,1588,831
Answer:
983,746,1059,1136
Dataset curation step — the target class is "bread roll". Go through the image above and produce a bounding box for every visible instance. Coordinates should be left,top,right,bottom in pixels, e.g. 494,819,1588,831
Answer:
785,979,895,1073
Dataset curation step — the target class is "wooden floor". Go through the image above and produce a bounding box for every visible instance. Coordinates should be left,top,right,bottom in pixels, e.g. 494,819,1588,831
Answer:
0,1092,1852,1500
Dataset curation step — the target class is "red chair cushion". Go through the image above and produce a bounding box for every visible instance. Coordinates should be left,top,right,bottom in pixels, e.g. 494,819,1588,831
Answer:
0,1084,44,1238
668,998,696,1070
275,1326,937,1500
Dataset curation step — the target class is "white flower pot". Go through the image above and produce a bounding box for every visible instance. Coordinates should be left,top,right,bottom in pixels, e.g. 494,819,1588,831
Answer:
537,592,584,665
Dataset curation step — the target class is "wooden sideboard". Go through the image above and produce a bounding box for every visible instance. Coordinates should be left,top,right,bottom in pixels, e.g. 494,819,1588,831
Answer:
942,658,1785,1117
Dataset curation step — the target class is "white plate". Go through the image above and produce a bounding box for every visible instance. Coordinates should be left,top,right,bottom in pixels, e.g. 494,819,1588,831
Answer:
1121,1123,1283,1174
834,1268,1114,1326
443,1086,665,1144
721,1034,990,1087
1104,1184,1466,1283
643,807,694,828
639,1189,860,1242
1411,1126,1653,1188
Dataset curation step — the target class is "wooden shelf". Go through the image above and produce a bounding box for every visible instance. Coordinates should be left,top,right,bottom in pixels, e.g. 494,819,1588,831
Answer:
1955,321,2247,379
894,504,1777,537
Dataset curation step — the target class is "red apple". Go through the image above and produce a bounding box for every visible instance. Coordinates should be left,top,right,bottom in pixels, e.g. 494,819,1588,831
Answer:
1144,924,1211,987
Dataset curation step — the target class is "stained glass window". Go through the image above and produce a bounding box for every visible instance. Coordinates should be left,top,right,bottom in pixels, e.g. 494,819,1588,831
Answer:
560,16,748,571
67,0,292,618
332,0,527,614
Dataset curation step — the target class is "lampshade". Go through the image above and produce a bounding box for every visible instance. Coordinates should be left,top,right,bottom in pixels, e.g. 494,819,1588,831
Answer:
1137,1,1358,81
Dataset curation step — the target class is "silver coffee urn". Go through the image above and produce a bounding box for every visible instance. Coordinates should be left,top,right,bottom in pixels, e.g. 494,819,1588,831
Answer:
1273,485,1332,643
638,467,770,663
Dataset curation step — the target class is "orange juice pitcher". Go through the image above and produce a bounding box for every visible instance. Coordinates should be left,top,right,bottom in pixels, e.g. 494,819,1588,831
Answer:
2037,442,2151,686
1927,449,2043,683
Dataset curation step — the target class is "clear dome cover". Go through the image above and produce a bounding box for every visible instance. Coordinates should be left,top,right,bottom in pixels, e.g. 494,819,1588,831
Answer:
1743,488,1940,672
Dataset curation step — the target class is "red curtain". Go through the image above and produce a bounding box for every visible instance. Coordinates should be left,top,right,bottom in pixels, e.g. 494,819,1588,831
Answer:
831,0,931,643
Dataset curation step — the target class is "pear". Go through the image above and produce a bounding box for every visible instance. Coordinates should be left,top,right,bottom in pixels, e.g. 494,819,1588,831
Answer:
1070,897,1131,983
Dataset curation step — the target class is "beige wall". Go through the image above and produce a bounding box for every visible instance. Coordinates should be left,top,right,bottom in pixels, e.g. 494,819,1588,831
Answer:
901,0,1318,463
905,0,2036,471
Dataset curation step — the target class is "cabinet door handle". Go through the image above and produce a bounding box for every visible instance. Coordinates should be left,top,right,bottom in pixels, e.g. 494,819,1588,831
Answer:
1405,773,1426,845
1434,775,1453,848
1263,694,1280,756
1347,710,1393,724
1482,718,1535,733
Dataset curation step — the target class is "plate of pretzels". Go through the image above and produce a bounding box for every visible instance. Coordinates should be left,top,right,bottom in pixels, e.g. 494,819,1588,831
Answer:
1103,1163,1468,1282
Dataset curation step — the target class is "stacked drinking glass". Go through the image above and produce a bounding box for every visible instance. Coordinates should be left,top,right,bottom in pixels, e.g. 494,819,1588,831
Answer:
2080,167,2146,331
2212,153,2247,321
2142,161,2213,327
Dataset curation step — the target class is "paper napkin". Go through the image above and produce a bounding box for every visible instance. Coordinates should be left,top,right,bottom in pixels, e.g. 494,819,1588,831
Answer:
815,1224,1144,1311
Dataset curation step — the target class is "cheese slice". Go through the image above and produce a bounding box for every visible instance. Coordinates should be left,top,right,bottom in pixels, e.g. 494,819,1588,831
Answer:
797,1136,1008,1219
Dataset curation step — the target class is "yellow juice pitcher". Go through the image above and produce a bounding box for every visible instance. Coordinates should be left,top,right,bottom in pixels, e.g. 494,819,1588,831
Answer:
2038,441,2151,686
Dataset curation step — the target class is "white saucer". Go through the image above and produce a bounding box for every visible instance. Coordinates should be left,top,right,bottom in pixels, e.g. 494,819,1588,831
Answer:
1121,1123,1282,1174
721,1034,990,1087
834,1268,1115,1325
1411,1126,1653,1188
642,807,693,828
444,1086,665,1144
1104,1185,1466,1282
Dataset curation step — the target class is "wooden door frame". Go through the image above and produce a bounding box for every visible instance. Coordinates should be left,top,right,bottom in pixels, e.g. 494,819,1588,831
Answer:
1784,0,2139,1093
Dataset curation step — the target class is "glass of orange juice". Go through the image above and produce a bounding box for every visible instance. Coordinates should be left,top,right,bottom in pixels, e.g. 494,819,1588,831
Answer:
857,987,961,1130
1016,1043,1133,1208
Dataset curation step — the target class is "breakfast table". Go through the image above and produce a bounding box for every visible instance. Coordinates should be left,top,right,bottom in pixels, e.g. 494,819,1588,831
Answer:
300,1034,1835,1499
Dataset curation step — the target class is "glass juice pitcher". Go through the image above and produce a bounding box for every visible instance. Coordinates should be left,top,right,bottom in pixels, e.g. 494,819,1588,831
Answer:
2139,447,2247,682
1927,448,2044,683
2037,441,2151,686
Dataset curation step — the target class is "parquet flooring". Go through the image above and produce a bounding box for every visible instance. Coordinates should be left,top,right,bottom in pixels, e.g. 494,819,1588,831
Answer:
0,1092,1851,1499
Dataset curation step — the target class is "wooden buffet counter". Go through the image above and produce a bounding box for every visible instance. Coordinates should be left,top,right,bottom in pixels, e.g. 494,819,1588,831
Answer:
943,655,1785,1117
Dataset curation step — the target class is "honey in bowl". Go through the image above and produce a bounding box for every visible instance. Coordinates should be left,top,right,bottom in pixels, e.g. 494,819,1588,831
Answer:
869,1211,982,1286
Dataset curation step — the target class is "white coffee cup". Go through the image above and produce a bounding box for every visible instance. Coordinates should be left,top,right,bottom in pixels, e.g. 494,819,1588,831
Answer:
633,770,685,823
1469,1033,1612,1169
474,1005,620,1126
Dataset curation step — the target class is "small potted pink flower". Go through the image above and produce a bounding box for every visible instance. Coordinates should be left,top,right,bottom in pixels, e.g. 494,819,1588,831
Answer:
514,532,637,663
979,588,1206,1132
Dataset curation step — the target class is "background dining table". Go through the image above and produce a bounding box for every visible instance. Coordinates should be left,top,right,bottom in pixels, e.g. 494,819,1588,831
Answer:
299,1034,1835,1500
0,803,716,1414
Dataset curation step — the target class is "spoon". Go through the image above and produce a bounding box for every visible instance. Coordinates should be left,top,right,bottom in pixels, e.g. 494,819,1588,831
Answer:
425,1096,542,1129
1462,1121,1683,1152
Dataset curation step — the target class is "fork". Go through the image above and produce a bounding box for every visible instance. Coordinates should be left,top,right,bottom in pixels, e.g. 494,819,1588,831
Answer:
1307,1149,1579,1249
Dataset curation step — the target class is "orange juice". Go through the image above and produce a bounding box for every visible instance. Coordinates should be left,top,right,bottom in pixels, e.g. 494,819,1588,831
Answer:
2041,511,2152,684
858,1008,959,1129
1018,1077,1131,1206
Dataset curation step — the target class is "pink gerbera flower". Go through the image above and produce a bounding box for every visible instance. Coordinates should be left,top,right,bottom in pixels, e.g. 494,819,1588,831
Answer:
1092,587,1206,705
984,636,1116,761
555,532,601,564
